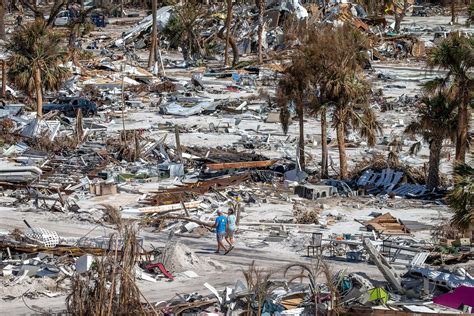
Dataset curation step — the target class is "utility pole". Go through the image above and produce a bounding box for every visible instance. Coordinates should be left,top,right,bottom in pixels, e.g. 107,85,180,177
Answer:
121,57,126,144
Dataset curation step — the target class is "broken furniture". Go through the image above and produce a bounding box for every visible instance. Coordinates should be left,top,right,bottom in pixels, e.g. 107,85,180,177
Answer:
89,181,117,196
307,232,323,257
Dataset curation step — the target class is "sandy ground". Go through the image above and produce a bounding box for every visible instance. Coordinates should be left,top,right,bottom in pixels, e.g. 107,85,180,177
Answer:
0,193,451,313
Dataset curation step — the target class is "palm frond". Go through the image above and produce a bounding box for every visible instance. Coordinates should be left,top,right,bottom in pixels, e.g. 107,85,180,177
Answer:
6,21,70,99
449,160,474,230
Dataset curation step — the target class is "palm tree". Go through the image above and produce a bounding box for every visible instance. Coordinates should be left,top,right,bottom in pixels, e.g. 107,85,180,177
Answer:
331,75,381,179
0,0,5,40
7,21,69,118
279,25,380,179
405,93,457,189
305,25,380,180
163,1,205,63
277,56,312,170
449,159,474,231
427,33,473,162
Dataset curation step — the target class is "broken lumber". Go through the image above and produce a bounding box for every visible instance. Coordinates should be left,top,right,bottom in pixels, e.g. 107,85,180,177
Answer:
363,238,405,294
146,215,213,228
205,160,276,171
139,201,202,214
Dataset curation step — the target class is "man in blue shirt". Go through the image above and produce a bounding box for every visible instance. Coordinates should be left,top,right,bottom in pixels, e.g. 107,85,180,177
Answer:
212,209,228,254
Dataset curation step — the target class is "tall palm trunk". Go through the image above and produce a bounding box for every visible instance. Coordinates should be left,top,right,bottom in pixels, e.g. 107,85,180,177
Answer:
257,0,265,64
321,107,328,178
394,0,408,32
297,101,305,170
394,14,402,32
455,82,468,162
451,0,456,23
336,120,348,180
34,68,43,118
148,0,157,68
427,138,443,189
224,0,232,66
0,0,5,40
229,35,239,67
218,27,239,66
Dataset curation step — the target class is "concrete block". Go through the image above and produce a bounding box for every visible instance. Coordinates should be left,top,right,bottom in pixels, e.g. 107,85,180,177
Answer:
294,184,337,200
76,255,93,273
265,112,280,123
184,222,199,232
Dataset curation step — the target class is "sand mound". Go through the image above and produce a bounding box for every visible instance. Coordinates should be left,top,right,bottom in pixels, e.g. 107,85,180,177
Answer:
160,241,225,273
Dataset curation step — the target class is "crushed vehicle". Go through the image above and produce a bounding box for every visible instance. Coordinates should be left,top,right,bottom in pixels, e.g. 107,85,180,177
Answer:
53,9,108,27
43,97,98,117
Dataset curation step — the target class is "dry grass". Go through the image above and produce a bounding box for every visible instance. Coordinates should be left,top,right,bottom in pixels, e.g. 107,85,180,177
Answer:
293,201,321,224
284,257,345,314
242,261,276,316
431,218,464,241
0,118,23,146
101,204,124,231
66,206,157,315
107,130,146,162
28,130,79,153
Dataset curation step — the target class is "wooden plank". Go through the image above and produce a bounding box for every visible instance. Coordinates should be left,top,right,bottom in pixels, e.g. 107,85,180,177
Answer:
205,160,276,171
139,201,202,214
363,238,404,294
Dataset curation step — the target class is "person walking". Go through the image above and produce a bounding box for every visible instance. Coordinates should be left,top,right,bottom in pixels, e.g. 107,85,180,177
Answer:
225,208,236,249
212,209,227,254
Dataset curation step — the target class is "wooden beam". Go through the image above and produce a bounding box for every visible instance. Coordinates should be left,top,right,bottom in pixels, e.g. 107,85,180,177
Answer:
205,160,276,171
139,201,202,214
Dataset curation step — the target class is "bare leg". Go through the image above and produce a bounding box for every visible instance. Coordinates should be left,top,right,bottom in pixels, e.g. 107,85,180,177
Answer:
225,236,232,247
215,235,221,253
218,240,228,252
